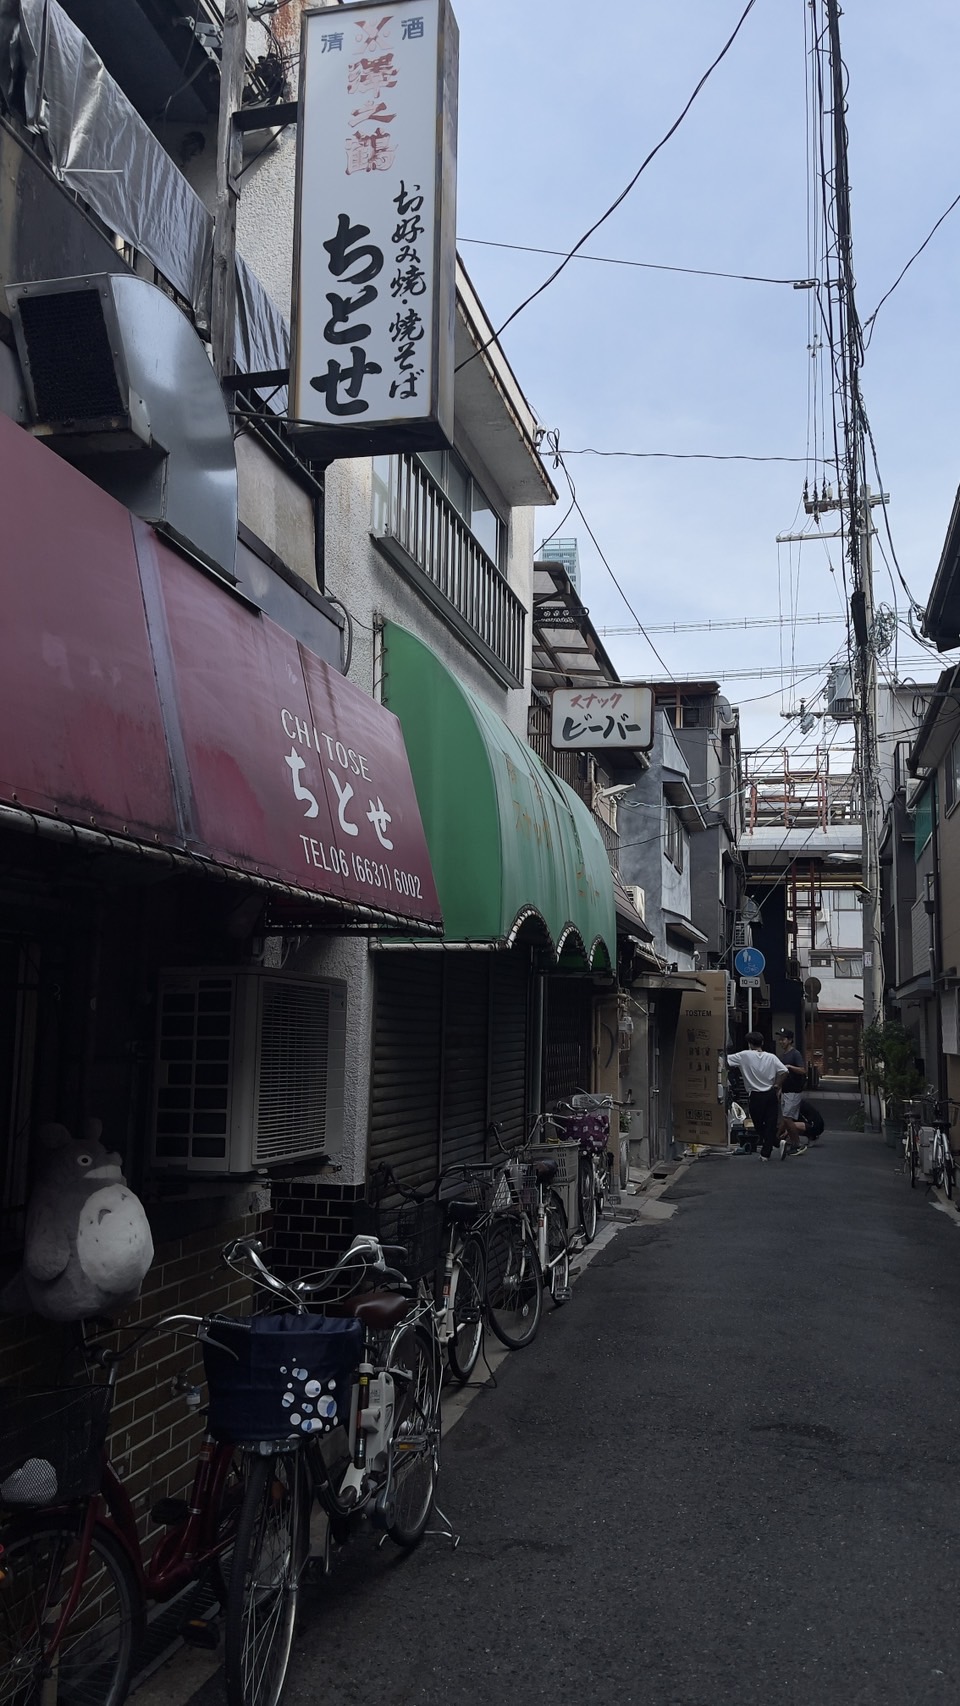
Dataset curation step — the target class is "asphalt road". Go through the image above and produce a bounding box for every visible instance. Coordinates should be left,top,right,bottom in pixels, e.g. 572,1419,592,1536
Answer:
189,1122,960,1706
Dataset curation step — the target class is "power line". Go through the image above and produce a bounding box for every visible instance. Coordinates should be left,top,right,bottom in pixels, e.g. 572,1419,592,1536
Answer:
600,613,846,636
638,660,934,682
458,236,814,290
863,188,960,345
454,0,760,373
561,447,816,464
547,440,674,677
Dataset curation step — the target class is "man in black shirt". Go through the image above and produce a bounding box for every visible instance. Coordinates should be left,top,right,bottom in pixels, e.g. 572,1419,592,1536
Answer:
776,1029,807,1158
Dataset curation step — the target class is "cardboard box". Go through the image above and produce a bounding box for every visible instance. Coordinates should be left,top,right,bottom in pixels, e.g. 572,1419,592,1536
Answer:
671,971,727,1147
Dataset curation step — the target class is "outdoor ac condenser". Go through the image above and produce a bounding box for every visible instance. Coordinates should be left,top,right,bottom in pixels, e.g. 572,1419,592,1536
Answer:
150,969,346,1174
732,920,752,950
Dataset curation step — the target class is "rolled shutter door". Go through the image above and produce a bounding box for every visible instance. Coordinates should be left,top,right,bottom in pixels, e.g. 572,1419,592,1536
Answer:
369,954,442,1187
544,977,591,1106
488,951,529,1149
439,957,490,1173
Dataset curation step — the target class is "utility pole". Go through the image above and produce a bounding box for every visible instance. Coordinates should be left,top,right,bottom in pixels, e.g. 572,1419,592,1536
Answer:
797,486,887,1033
211,0,247,379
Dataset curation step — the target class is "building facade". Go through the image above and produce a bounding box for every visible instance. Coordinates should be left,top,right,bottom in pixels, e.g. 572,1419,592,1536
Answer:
0,0,624,1553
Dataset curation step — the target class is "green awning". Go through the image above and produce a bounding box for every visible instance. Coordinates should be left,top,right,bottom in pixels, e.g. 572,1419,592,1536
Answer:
383,624,616,968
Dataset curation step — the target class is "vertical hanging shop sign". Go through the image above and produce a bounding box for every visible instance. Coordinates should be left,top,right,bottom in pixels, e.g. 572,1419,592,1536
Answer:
291,0,458,454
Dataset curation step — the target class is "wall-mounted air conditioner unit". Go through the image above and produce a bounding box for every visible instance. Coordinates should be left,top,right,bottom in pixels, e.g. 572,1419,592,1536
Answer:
732,920,752,950
629,885,646,921
151,969,346,1174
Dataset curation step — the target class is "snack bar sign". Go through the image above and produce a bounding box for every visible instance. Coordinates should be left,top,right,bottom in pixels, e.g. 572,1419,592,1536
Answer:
292,0,458,451
551,686,654,752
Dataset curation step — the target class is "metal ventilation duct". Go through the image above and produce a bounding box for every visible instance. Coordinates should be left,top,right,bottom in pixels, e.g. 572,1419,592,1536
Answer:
5,273,237,579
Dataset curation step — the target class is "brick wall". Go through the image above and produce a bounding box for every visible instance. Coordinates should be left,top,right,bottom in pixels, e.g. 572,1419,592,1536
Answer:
270,1178,366,1280
0,1209,266,1547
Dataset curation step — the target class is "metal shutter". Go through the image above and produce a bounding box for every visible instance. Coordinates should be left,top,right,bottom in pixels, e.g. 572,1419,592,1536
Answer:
369,955,443,1187
439,957,490,1173
488,952,529,1148
544,977,592,1106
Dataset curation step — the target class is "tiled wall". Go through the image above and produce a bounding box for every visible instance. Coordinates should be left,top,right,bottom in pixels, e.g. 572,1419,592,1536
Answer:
0,1211,265,1544
270,1178,366,1280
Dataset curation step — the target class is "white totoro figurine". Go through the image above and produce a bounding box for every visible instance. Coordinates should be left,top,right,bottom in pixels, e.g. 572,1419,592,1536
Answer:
1,1121,154,1322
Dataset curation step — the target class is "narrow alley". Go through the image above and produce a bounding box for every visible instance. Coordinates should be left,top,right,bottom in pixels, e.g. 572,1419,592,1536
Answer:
188,1117,960,1706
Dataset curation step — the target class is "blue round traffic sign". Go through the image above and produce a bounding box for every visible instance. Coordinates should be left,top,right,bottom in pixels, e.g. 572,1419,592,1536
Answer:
734,946,766,978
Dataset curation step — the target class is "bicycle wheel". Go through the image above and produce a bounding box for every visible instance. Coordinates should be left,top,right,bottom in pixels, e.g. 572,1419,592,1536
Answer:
383,1325,440,1548
944,1140,957,1200
578,1151,598,1243
909,1130,918,1188
210,1450,249,1605
224,1451,309,1706
448,1234,485,1384
545,1191,570,1307
0,1516,141,1706
484,1215,543,1349
932,1133,945,1190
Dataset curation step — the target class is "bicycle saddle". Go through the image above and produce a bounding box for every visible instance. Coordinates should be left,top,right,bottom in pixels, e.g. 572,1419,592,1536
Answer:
533,1160,558,1185
444,1198,481,1225
345,1290,412,1329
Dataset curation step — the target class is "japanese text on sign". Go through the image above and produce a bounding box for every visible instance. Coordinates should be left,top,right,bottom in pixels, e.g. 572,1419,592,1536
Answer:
551,686,654,752
293,1,457,441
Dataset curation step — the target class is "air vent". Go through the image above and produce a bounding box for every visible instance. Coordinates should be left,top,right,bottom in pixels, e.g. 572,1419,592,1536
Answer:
151,970,346,1173
255,980,344,1165
5,274,237,577
16,288,125,422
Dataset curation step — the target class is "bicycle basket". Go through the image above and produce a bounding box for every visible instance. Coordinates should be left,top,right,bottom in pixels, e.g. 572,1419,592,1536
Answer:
561,1111,610,1150
0,1385,111,1507
374,1196,446,1285
202,1313,363,1445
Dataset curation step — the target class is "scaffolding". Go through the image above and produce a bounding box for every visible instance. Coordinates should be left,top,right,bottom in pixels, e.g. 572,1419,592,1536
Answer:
742,745,859,832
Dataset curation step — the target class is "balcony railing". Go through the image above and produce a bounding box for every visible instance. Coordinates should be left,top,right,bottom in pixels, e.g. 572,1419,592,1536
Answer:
527,702,588,797
372,456,525,687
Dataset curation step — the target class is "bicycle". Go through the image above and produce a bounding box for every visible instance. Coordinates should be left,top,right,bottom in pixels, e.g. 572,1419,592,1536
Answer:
931,1099,957,1200
551,1099,612,1243
362,1162,488,1385
0,1309,248,1706
901,1103,922,1187
484,1117,571,1350
210,1233,447,1706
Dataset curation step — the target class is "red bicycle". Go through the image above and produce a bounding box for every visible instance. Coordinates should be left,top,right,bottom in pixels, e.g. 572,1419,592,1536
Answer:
0,1310,244,1706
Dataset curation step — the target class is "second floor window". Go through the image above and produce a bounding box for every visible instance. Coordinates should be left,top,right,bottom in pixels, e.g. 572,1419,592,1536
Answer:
664,806,684,872
417,449,505,567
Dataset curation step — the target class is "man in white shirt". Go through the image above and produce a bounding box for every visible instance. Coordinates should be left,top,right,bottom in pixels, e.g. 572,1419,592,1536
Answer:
726,1031,788,1161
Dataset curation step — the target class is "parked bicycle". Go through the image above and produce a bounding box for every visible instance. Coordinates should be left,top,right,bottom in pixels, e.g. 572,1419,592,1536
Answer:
931,1099,957,1200
0,1309,247,1706
363,1162,488,1385
0,1230,447,1706
902,1103,922,1187
209,1233,446,1706
901,1098,957,1199
483,1117,571,1350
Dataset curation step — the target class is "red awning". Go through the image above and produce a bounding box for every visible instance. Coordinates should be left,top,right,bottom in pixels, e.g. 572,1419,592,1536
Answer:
0,413,440,931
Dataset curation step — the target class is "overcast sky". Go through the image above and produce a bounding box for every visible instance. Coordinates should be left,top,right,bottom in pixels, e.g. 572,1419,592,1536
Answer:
450,0,959,762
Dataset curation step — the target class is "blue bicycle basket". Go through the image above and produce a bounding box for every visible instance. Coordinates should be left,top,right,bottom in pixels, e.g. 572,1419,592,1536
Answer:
202,1313,363,1444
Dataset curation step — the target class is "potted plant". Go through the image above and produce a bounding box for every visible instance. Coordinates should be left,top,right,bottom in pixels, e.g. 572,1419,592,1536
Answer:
862,1021,926,1146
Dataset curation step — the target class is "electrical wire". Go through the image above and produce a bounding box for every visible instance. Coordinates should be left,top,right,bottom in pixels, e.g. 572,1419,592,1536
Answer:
454,0,760,373
863,188,960,346
560,448,814,464
457,236,813,289
546,438,674,677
